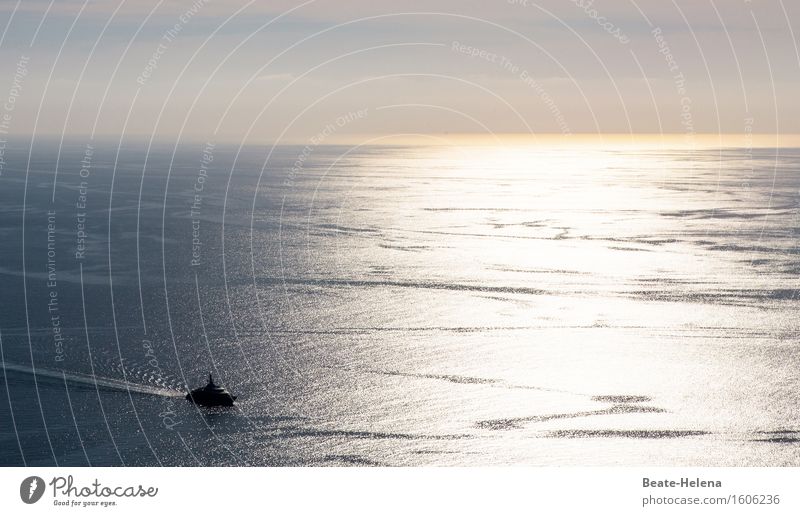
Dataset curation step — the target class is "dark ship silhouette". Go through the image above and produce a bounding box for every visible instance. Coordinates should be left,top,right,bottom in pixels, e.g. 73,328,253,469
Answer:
186,373,237,406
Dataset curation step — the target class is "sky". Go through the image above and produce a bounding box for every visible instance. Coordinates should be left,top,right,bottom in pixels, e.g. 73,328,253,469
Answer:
0,0,797,144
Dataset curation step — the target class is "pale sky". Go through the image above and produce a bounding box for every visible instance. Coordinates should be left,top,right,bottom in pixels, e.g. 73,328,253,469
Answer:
0,0,797,144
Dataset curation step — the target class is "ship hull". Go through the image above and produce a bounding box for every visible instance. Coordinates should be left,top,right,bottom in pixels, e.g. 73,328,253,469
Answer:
185,390,237,407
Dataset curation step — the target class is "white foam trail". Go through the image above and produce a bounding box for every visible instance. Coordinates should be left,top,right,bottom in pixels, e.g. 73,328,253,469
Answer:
0,362,184,398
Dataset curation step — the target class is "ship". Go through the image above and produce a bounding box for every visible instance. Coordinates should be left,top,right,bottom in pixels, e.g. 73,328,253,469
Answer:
186,373,237,406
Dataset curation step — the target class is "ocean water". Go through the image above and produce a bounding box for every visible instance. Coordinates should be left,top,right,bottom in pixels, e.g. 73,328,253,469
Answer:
1,141,799,466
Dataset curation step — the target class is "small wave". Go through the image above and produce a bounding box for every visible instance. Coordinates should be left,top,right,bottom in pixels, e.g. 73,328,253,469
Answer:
258,277,548,296
259,425,471,441
315,223,382,235
379,243,434,252
336,366,577,394
592,395,652,403
0,362,184,398
368,265,393,275
752,430,800,443
607,246,652,252
476,404,666,431
320,454,387,466
754,436,800,443
660,208,781,220
546,429,707,439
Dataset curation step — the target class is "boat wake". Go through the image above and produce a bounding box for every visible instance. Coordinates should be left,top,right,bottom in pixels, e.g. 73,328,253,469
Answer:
0,362,184,398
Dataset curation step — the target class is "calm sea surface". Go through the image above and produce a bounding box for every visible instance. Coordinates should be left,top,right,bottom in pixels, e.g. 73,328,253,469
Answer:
1,142,799,466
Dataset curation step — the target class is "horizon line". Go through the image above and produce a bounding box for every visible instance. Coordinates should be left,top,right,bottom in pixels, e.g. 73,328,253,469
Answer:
7,133,800,148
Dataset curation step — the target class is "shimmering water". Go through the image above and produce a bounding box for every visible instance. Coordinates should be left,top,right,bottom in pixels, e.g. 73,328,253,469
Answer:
2,142,800,466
